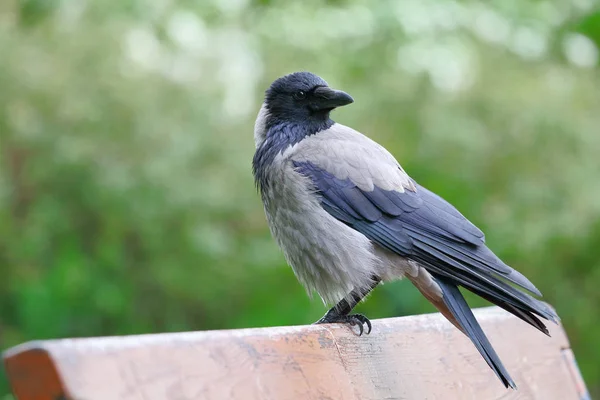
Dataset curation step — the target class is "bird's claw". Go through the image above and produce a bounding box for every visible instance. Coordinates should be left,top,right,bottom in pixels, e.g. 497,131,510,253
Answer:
350,314,372,335
314,313,372,336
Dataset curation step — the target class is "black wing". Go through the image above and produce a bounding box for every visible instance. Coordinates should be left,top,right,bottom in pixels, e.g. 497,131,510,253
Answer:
294,160,558,388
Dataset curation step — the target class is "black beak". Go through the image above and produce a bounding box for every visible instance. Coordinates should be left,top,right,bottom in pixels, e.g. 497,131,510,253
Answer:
312,86,354,110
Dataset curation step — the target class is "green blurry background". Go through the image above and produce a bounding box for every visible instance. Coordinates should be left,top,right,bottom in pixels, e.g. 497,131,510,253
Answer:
1,0,599,397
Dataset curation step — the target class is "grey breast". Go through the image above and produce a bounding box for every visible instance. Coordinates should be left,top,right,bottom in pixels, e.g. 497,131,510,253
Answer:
256,121,414,304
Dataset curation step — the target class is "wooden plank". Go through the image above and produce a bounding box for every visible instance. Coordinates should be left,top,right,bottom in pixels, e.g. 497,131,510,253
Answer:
2,307,589,400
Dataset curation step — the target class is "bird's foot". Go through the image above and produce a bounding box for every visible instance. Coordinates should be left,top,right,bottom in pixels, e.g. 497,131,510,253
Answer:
314,312,372,336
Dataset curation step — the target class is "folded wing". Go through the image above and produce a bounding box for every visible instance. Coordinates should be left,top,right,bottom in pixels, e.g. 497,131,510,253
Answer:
291,141,558,388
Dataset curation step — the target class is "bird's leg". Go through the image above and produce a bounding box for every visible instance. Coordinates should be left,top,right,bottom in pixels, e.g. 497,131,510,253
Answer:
314,276,381,335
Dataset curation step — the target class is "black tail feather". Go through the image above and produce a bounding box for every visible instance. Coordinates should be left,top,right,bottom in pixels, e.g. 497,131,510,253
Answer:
468,286,550,336
414,244,558,324
435,276,517,389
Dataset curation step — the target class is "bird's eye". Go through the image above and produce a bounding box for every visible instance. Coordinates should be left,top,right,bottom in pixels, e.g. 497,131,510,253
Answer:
293,91,306,100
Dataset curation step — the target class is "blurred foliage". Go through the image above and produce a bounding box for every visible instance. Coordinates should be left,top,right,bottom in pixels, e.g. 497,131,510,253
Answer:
1,0,599,397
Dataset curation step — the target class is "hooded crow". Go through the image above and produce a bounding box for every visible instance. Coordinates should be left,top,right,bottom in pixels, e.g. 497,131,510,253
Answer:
252,71,559,389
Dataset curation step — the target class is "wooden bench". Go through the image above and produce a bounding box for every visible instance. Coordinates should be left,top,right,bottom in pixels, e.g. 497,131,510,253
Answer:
2,306,589,400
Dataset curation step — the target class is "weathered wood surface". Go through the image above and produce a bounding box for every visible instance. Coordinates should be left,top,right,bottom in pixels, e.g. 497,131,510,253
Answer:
2,306,589,400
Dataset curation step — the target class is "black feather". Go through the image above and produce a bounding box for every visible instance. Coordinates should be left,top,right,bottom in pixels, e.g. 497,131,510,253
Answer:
293,160,559,387
435,277,517,389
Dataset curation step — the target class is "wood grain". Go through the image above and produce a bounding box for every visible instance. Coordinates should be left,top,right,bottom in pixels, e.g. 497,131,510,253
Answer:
2,307,589,400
